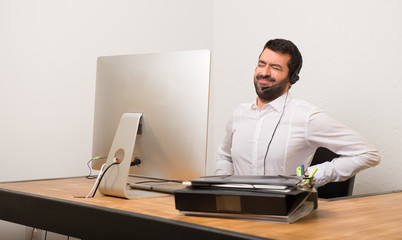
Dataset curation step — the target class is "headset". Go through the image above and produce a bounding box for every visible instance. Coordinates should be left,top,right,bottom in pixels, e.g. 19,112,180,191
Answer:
263,90,289,175
289,59,303,84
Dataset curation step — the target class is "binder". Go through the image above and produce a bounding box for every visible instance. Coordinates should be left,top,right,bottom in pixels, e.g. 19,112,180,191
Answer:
174,175,317,223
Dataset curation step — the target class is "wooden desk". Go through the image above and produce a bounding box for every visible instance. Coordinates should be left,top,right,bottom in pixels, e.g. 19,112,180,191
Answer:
0,177,401,240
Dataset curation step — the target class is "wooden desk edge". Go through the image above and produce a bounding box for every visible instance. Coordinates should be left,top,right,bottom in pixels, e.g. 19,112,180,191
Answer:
0,187,270,240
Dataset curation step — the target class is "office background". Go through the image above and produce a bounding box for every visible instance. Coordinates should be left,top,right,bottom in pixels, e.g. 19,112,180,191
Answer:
1,0,401,238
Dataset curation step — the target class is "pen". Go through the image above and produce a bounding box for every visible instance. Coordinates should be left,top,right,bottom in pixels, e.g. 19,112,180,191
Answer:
305,168,317,183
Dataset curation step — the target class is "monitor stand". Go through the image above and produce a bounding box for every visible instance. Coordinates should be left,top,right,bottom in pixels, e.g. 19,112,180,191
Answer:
98,113,167,199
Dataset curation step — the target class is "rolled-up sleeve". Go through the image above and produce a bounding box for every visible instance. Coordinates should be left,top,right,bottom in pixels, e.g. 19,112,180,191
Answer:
306,111,381,187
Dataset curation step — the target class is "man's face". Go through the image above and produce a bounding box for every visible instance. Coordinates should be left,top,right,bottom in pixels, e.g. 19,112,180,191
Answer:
254,48,291,103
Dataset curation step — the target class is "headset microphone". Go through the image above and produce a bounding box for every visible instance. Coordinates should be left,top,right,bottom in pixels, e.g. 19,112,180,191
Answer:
261,81,289,91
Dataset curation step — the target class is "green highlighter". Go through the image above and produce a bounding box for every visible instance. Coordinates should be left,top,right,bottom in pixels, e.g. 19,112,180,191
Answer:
305,168,318,183
296,166,302,176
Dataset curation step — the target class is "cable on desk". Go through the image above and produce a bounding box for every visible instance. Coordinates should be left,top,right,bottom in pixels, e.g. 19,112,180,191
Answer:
86,156,104,179
85,157,119,198
85,163,106,198
86,159,96,179
89,161,120,198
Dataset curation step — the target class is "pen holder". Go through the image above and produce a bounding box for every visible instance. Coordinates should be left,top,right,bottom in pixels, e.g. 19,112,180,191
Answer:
297,178,316,191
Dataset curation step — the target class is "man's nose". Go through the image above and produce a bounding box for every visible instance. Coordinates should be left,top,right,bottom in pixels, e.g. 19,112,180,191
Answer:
260,66,271,76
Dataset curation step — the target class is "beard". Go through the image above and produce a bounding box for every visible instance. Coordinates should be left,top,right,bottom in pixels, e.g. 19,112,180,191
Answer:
254,75,289,103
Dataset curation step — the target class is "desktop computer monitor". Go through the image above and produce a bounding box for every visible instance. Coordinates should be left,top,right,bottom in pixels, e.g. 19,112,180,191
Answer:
91,50,210,198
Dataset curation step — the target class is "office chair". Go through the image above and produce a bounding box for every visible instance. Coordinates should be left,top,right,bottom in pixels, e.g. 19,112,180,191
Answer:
311,147,355,199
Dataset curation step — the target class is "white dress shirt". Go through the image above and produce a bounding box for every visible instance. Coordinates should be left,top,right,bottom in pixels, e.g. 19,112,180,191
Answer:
215,93,380,187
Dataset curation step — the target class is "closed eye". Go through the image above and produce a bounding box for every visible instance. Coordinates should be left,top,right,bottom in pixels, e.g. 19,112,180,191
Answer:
270,63,283,71
258,60,266,67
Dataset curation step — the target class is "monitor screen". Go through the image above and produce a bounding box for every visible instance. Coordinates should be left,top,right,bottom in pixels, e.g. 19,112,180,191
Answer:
92,50,210,184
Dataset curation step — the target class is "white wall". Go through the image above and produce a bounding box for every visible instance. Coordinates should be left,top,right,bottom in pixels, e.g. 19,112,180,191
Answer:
0,0,213,182
209,0,402,195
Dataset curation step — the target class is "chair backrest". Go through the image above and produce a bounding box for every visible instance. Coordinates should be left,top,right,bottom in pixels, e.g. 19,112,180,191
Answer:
311,147,355,199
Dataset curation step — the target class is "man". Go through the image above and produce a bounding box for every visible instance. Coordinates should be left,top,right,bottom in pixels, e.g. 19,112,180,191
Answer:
215,38,380,187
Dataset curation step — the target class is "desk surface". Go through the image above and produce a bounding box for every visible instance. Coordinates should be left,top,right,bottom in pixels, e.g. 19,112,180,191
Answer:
0,177,401,240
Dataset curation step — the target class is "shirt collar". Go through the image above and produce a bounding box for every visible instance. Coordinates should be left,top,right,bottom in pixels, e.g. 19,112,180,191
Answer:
251,92,291,112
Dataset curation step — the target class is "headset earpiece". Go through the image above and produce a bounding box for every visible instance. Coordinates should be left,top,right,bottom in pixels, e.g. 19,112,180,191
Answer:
289,61,302,84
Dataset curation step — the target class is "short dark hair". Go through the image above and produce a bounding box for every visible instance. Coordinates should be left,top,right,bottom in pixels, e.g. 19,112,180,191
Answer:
264,39,303,82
